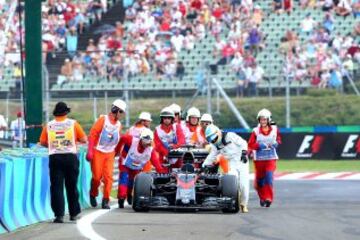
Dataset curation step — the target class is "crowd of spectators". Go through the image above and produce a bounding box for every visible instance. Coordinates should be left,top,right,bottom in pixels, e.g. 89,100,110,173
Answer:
1,0,358,94
54,0,359,94
56,0,266,95
0,0,107,82
279,3,359,90
272,0,360,17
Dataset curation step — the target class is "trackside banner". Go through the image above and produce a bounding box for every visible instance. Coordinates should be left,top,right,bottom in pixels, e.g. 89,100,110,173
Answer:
236,133,360,160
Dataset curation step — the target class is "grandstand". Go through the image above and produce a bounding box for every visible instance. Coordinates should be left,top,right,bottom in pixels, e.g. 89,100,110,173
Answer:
0,0,359,96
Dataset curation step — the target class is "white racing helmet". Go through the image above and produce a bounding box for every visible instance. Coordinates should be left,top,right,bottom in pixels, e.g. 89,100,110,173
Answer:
139,112,152,122
205,124,222,145
200,113,213,123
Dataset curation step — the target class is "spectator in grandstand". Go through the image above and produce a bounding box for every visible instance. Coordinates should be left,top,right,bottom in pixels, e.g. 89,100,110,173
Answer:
243,51,256,67
227,24,242,40
283,0,293,14
72,60,83,81
123,54,140,77
319,70,330,88
164,58,177,80
195,67,206,95
272,0,283,13
319,0,334,11
139,54,150,75
335,0,352,17
279,37,292,55
218,43,235,65
171,30,184,52
248,109,281,209
210,20,223,38
176,61,185,80
301,13,317,33
328,67,343,89
125,5,136,21
106,60,115,81
87,0,104,22
252,5,263,25
72,8,86,34
322,13,335,34
194,20,206,39
66,27,78,58
57,58,73,86
86,38,97,57
353,22,360,36
39,102,87,223
343,54,355,75
90,55,103,76
213,35,226,58
353,1,360,18
10,111,26,147
183,31,195,50
236,66,247,98
0,114,7,139
247,25,263,56
13,63,22,91
246,62,264,97
313,27,330,43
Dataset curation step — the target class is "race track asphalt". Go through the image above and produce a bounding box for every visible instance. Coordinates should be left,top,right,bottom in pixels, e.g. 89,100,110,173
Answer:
2,180,360,240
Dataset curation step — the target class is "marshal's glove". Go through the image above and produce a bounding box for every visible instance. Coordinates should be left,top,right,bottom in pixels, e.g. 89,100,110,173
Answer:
258,143,267,150
240,150,248,164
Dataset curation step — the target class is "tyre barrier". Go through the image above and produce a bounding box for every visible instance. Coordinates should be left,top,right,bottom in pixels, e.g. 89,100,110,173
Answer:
0,146,97,233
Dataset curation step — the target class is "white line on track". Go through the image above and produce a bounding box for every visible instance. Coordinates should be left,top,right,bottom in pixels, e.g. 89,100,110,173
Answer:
77,204,118,240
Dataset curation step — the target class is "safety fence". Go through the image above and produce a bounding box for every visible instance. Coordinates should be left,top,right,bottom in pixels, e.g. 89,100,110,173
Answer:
0,146,98,234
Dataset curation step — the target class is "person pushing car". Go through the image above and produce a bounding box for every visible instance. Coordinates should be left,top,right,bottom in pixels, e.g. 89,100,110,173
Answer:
202,124,250,213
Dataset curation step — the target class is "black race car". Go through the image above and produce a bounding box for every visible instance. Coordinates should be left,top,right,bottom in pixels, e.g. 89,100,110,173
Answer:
132,146,239,213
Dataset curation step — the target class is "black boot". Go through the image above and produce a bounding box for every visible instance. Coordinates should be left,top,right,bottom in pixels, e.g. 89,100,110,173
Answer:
127,194,133,205
118,199,125,208
90,194,97,208
264,200,272,208
102,199,110,209
53,216,64,223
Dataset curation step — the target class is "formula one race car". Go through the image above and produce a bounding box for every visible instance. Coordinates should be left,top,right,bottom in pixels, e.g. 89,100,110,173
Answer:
132,145,239,213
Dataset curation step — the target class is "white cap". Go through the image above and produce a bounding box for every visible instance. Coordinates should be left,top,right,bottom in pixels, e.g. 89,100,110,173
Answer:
200,113,213,123
112,99,127,111
139,112,152,121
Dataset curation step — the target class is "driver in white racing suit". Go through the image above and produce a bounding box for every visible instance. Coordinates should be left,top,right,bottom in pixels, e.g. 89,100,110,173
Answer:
202,124,250,213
